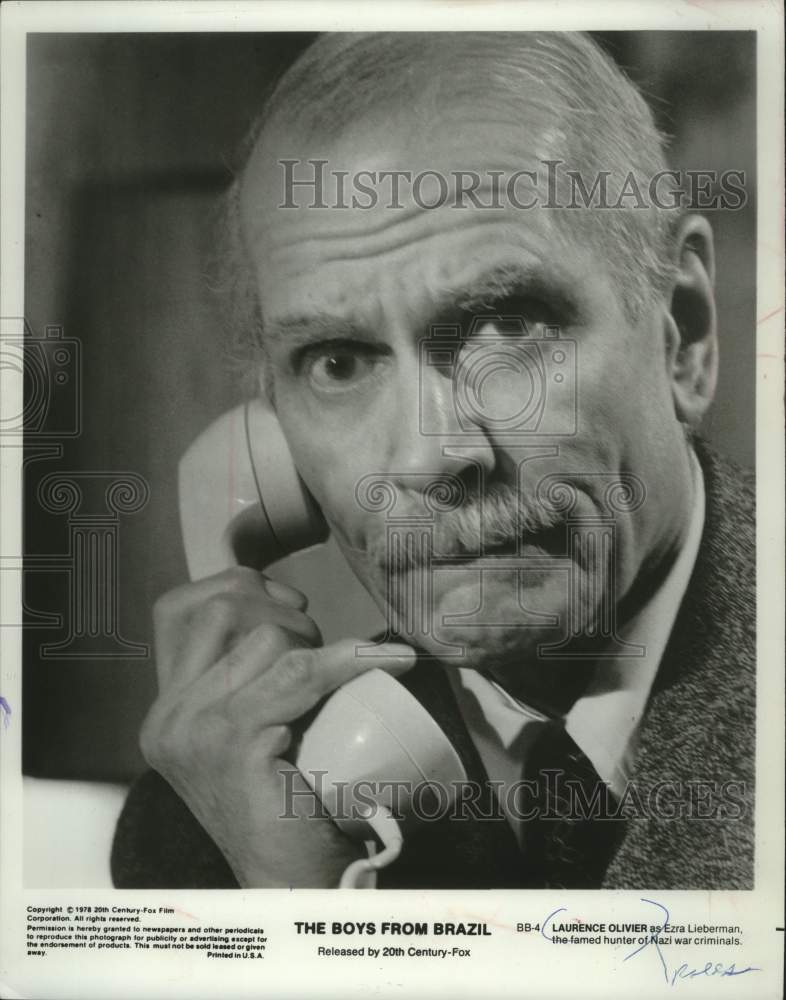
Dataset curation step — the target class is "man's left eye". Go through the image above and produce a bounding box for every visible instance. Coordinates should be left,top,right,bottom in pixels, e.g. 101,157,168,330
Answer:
305,342,383,393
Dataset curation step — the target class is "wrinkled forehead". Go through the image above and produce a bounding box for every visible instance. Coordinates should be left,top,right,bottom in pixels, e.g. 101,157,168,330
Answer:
239,103,571,272
235,134,619,356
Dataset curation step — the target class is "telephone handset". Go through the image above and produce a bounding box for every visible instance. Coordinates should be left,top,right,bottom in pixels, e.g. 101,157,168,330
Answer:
179,397,467,887
178,398,329,580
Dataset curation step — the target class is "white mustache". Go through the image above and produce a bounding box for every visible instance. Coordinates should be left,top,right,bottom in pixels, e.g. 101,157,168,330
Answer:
362,483,565,574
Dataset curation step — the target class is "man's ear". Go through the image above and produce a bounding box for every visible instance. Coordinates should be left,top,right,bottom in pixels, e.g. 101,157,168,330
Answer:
663,214,718,427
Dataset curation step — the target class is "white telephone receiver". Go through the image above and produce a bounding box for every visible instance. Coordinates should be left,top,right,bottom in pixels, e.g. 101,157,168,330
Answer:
179,397,467,887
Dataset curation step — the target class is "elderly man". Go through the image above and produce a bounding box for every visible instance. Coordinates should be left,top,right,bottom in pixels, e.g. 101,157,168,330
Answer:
111,32,754,890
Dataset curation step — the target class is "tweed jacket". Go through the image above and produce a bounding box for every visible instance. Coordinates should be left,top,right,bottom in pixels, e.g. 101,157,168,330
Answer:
111,442,755,890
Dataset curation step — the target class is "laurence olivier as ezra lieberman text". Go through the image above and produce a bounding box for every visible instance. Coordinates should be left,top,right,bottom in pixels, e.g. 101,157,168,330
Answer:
32,31,759,892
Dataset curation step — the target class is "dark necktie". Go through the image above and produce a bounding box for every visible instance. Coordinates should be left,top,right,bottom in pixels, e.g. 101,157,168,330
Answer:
518,720,627,889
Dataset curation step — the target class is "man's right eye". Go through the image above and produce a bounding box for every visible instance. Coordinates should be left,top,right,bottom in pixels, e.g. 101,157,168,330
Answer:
300,340,388,394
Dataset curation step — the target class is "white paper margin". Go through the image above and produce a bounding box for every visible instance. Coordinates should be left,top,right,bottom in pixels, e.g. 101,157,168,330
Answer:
1,2,783,998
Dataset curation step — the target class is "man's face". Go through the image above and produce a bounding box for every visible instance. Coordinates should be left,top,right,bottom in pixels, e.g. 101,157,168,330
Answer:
240,110,694,690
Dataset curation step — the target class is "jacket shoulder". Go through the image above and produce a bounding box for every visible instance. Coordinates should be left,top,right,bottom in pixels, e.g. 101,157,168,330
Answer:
605,440,756,890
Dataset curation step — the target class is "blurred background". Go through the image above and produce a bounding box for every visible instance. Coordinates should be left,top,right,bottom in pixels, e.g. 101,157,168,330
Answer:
22,31,756,785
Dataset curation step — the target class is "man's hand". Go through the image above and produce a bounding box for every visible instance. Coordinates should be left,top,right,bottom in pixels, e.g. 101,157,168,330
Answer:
140,567,414,888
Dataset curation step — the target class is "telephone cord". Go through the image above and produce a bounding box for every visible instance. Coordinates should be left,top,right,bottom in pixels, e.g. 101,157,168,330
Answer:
339,804,403,889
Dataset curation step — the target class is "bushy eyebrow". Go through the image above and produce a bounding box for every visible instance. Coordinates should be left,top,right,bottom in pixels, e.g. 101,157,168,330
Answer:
264,313,368,350
263,260,579,349
448,261,579,322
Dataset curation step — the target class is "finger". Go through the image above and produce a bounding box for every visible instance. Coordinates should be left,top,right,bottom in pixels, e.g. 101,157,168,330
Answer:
263,577,309,611
153,567,307,680
156,586,320,691
172,605,318,692
211,623,314,705
233,638,416,730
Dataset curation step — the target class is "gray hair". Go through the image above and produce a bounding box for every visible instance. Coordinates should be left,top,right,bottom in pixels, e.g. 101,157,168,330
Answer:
215,32,683,387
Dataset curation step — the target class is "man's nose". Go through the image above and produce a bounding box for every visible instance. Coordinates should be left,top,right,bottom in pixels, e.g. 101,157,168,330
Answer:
387,366,496,489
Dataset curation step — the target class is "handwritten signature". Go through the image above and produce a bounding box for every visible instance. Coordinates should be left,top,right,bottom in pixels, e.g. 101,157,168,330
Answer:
541,899,761,987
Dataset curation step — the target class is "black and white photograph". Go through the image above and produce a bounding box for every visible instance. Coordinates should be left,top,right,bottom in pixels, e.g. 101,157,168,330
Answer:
1,2,783,998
